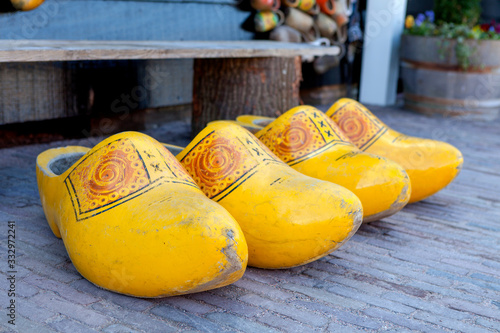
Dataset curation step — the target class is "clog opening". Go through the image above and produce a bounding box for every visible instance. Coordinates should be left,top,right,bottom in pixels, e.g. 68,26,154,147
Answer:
242,125,261,134
254,119,273,127
164,145,184,156
48,153,85,175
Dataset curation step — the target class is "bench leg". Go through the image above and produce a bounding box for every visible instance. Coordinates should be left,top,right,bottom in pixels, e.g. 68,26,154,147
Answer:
0,62,83,125
192,56,302,135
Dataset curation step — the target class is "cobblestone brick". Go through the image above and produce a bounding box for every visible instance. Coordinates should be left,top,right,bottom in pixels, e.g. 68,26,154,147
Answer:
15,280,39,298
102,323,143,333
3,314,55,333
206,312,279,333
256,312,313,333
232,278,294,300
426,269,500,292
71,279,154,312
475,317,500,331
162,296,216,315
18,256,81,283
18,299,57,323
17,227,58,248
326,321,367,332
294,300,382,330
189,292,262,317
32,291,112,328
48,317,100,333
280,283,365,310
150,305,228,332
470,272,500,284
413,310,492,333
5,264,31,279
92,302,178,333
365,261,453,287
362,307,436,332
389,250,470,275
283,274,319,288
326,259,403,285
482,259,500,270
242,269,280,285
437,297,500,320
443,258,499,276
454,280,499,300
383,292,471,320
319,269,397,297
308,258,350,274
406,280,482,303
327,285,414,314
25,274,99,305
239,294,328,327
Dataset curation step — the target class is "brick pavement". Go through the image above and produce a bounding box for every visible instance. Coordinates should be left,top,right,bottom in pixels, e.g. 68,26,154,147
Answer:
0,105,499,332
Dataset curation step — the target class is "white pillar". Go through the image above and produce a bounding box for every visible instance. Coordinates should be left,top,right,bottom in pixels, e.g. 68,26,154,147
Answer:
359,0,407,106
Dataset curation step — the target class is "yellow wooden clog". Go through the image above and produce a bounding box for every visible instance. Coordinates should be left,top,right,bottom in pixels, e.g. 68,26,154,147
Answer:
326,98,463,203
248,106,411,222
168,122,363,269
36,131,248,298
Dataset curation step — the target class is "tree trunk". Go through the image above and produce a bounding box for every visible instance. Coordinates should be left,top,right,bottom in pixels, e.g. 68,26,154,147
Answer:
192,56,302,136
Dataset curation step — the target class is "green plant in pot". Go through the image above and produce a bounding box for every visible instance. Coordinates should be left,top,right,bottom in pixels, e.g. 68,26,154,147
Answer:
400,0,500,120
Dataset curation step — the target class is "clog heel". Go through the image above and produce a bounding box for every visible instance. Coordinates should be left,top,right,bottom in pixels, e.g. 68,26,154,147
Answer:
36,131,248,297
251,106,411,222
169,122,363,269
326,98,463,203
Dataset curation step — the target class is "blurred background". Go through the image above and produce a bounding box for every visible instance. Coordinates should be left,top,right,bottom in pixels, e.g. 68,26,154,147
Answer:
0,0,499,147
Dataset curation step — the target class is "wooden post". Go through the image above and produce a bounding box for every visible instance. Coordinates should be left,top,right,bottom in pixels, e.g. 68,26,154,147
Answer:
192,56,302,135
359,0,407,106
0,62,84,125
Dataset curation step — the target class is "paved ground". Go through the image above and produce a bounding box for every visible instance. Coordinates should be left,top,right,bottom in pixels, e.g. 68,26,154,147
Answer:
0,104,499,332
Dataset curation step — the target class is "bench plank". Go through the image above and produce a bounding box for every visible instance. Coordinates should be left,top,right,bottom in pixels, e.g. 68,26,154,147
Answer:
0,40,340,63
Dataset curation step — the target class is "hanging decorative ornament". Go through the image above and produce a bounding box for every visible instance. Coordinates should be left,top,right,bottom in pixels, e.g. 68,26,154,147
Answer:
9,0,45,11
316,0,336,15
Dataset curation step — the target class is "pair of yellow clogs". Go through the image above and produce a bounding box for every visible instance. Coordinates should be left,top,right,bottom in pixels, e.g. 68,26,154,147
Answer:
235,98,463,212
37,123,362,298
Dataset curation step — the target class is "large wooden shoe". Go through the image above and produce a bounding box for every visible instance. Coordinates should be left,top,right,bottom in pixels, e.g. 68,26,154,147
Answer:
247,106,411,222
36,132,248,297
169,122,363,269
326,98,464,203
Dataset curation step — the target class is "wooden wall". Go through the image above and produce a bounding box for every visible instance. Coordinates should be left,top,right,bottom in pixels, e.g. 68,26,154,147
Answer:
0,0,253,124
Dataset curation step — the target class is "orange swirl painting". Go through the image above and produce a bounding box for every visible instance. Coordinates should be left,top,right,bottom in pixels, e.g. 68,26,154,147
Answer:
180,129,281,201
257,108,351,166
328,102,388,150
65,138,196,221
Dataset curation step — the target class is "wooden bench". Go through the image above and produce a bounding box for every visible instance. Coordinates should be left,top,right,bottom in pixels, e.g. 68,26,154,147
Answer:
0,40,340,134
